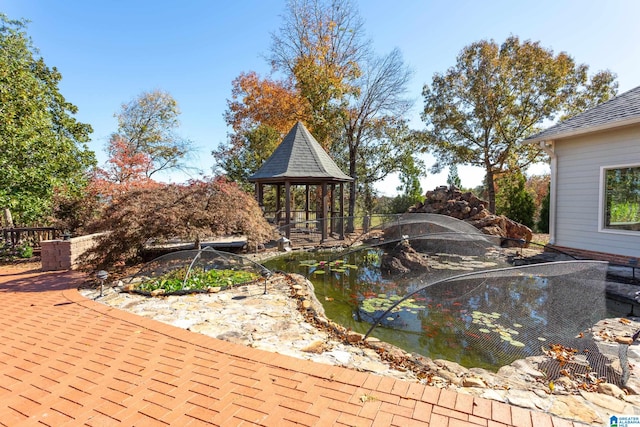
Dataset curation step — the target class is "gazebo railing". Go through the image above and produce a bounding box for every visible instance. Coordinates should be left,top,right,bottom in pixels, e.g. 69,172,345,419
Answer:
275,214,405,246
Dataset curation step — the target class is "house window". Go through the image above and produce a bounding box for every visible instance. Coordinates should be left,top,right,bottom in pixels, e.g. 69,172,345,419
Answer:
604,165,640,231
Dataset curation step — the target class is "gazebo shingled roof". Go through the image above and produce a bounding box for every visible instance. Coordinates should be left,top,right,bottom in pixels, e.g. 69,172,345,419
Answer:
248,121,352,183
248,121,352,242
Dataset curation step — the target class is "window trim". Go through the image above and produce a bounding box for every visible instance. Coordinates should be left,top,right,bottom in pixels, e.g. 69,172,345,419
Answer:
599,163,640,235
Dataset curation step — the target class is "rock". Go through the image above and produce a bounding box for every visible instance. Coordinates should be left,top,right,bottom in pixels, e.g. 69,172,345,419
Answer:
436,369,462,385
434,359,468,377
358,360,390,373
580,390,627,413
326,350,351,365
411,186,532,243
510,359,546,379
462,376,486,388
301,341,325,353
505,390,546,411
207,286,221,293
150,289,165,296
550,395,602,425
553,376,574,392
301,299,311,309
597,382,625,398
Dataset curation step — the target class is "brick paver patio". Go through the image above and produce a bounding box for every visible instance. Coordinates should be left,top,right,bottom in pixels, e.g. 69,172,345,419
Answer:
0,265,585,426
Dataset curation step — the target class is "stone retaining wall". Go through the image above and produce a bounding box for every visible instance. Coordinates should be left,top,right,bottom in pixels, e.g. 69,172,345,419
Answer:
41,233,103,271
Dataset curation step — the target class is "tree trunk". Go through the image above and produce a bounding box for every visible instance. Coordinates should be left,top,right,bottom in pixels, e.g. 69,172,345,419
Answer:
3,208,14,228
486,168,496,213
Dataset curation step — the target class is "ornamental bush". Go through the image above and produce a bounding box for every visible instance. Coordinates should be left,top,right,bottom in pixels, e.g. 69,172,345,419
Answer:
84,177,275,269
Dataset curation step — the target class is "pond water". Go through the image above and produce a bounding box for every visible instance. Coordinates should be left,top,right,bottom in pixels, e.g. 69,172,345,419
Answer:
264,247,623,371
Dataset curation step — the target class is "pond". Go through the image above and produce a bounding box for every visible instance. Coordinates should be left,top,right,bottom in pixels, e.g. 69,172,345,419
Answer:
264,246,623,371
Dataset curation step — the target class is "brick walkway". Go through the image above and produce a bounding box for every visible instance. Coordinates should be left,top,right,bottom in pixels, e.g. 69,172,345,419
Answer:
0,265,585,426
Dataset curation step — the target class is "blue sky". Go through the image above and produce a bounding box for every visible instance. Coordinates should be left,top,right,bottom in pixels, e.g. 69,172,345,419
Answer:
3,0,640,195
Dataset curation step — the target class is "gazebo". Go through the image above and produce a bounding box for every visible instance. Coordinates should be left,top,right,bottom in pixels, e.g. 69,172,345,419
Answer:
248,122,353,242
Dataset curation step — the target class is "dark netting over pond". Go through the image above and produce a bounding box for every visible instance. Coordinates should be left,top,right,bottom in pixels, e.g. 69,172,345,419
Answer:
361,261,616,380
125,247,272,295
266,213,625,381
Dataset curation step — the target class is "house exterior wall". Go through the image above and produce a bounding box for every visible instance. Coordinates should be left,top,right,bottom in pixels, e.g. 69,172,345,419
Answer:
553,124,640,259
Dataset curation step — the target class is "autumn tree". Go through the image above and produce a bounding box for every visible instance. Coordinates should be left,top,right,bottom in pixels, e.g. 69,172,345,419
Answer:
84,177,275,269
213,72,306,183
113,89,193,179
269,0,366,148
0,14,95,225
422,36,618,213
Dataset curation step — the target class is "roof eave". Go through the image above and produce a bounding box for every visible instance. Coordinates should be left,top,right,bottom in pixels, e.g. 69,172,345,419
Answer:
524,116,640,144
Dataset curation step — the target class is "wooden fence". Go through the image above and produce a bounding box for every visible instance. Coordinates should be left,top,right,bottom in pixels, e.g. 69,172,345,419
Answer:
1,227,62,250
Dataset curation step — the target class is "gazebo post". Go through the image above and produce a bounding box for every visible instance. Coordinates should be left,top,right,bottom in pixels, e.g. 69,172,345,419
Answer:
339,182,345,239
275,184,282,225
285,181,291,239
329,184,336,236
256,183,263,207
321,182,328,242
305,184,310,227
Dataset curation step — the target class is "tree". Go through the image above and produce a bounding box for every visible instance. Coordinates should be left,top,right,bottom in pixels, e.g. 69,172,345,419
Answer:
219,0,419,224
386,153,424,214
340,48,416,224
495,171,535,228
91,134,161,200
84,177,275,269
447,165,462,189
113,89,192,179
422,35,618,213
0,14,95,225
536,182,551,233
213,72,306,183
269,0,366,148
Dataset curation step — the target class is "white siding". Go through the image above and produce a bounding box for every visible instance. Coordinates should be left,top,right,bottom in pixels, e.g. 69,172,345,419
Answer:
554,124,640,258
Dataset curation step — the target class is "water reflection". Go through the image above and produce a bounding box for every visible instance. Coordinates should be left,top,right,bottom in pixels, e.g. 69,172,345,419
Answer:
264,250,613,371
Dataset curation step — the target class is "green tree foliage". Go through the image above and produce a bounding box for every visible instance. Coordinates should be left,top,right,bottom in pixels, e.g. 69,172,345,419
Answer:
536,182,551,233
495,171,535,228
0,14,95,225
113,89,192,179
422,35,617,213
385,154,424,214
84,178,275,269
447,164,462,189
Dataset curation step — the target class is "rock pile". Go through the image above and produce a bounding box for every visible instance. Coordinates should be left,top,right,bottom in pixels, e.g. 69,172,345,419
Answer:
409,185,532,245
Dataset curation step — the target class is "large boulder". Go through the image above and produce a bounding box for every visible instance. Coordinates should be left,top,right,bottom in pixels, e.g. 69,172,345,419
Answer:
409,186,532,246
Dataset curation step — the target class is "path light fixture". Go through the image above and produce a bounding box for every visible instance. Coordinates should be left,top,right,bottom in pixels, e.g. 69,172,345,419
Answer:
96,270,108,298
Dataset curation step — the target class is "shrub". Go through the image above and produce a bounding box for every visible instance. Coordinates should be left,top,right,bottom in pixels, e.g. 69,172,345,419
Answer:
83,177,275,269
495,172,535,228
536,183,551,233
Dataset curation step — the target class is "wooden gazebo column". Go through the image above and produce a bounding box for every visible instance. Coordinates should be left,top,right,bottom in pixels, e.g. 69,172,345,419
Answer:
284,181,291,239
321,182,328,242
305,185,310,225
275,184,282,225
339,182,345,239
256,183,264,206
